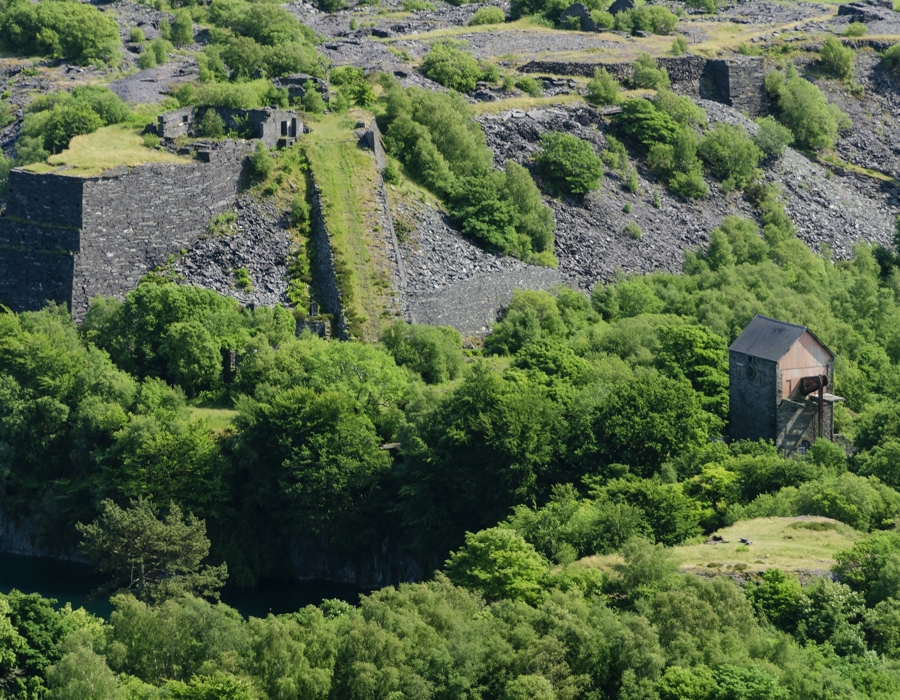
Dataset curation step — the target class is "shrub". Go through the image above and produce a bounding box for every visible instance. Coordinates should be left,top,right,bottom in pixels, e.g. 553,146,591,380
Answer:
624,221,642,239
129,27,145,43
402,0,435,10
625,166,639,193
290,195,310,227
535,131,603,195
671,35,688,56
316,0,347,10
883,43,900,73
820,36,855,80
381,320,465,383
754,115,793,158
615,98,680,148
421,40,483,92
843,21,867,37
300,81,326,114
247,142,273,181
137,47,157,69
515,75,541,96
149,38,172,65
586,67,620,106
171,10,193,45
450,172,519,251
766,67,851,150
615,6,678,35
470,6,505,25
590,9,614,28
697,122,762,190
654,89,707,128
0,1,120,64
685,0,717,12
631,53,670,90
197,110,225,139
669,169,708,199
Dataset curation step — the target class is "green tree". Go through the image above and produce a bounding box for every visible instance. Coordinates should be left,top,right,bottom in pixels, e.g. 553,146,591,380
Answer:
450,172,519,251
819,36,855,80
766,67,851,151
697,123,762,191
380,320,465,384
746,569,804,633
171,10,194,46
505,161,555,254
77,499,227,603
300,80,326,114
535,132,603,195
631,53,670,89
421,40,483,92
46,646,122,700
160,320,221,396
247,141,273,180
753,115,793,159
586,67,620,106
197,109,225,138
445,527,548,603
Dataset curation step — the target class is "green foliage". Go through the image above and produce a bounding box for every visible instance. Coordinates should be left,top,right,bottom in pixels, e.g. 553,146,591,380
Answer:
697,122,762,191
247,141,273,181
445,527,548,602
129,26,145,43
149,37,172,65
616,99,680,148
591,9,614,28
820,36,855,80
300,81,326,114
765,66,851,150
753,115,793,159
631,52,671,89
197,109,225,139
171,9,194,46
844,21,867,37
470,6,505,24
535,131,603,195
624,221,642,239
671,35,688,56
381,320,465,383
137,45,157,69
883,42,900,73
615,6,678,35
586,67,620,106
515,75,541,96
421,40,484,92
77,499,227,603
0,0,120,64
402,0,434,9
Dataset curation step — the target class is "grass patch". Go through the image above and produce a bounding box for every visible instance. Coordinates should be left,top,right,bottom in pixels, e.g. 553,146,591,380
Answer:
474,93,585,114
581,516,861,576
821,153,897,182
190,406,238,431
25,124,188,177
303,109,397,340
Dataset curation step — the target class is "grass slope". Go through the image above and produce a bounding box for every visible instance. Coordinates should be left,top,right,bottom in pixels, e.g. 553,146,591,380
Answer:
303,110,397,340
190,406,238,431
582,516,861,576
26,125,187,177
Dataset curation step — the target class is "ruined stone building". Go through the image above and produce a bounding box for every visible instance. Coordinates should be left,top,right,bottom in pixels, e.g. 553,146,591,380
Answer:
729,315,843,454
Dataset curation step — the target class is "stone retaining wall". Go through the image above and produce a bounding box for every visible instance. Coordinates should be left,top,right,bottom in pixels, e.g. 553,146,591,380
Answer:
308,176,351,339
0,141,250,317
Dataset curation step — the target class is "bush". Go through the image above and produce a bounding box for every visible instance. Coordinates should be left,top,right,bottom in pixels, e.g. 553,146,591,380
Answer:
843,21,867,37
631,53,670,90
697,122,762,191
149,38,172,65
0,1,120,64
402,0,435,10
615,6,678,35
381,320,465,384
671,35,688,56
421,40,483,92
137,46,157,69
765,66,851,150
535,132,603,195
129,27,145,44
820,36,855,80
883,43,900,73
470,6,505,25
171,10,193,46
669,169,708,199
586,67,620,106
197,109,225,139
615,99,679,148
754,115,793,158
515,75,541,96
300,81,326,114
624,221,642,239
590,9,614,28
247,142,273,181
685,0,717,12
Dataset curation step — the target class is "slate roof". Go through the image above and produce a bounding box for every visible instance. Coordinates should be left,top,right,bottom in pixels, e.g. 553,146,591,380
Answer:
729,315,833,362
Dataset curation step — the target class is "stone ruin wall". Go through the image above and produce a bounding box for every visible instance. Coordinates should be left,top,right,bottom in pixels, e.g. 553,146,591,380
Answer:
522,55,768,116
0,141,250,317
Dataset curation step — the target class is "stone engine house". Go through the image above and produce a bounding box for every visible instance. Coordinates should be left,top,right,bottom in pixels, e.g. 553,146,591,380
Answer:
729,315,842,454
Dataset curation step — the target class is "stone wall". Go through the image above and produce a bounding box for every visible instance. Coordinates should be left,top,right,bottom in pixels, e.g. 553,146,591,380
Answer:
158,107,303,148
728,352,778,442
520,54,708,85
308,176,351,339
0,141,250,317
701,56,768,117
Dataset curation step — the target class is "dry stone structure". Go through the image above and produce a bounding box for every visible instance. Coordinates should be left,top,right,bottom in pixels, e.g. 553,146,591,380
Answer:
701,56,769,117
157,106,303,148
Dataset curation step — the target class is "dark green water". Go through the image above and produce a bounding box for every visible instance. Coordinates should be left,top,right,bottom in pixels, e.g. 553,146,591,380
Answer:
0,552,362,619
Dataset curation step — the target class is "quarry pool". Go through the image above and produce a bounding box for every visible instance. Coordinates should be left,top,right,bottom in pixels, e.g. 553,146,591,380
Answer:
0,552,362,619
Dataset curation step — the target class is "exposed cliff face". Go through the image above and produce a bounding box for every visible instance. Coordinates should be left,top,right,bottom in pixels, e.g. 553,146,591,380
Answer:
288,536,425,589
